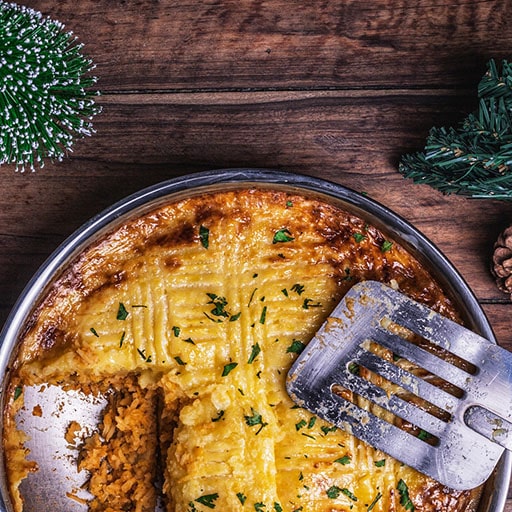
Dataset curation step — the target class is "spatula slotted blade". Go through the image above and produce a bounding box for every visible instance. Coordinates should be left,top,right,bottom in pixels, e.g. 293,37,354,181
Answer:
286,280,512,491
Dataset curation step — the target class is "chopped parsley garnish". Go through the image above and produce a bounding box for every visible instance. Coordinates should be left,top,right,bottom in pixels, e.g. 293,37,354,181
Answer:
290,283,305,295
222,362,238,376
341,488,357,501
248,343,261,364
119,331,126,348
326,486,357,501
254,503,266,512
199,225,210,249
326,485,342,499
274,502,283,512
184,337,195,344
418,429,434,441
272,228,294,244
307,416,316,429
367,492,383,511
137,348,152,362
195,492,219,509
90,327,99,337
302,298,321,309
281,288,289,297
348,362,360,375
321,425,337,435
236,492,247,505
286,200,293,207
295,419,307,431
206,293,230,318
117,302,129,320
244,408,268,435
172,326,181,337
174,356,187,366
230,311,241,322
259,305,267,324
301,432,315,440
334,455,351,465
397,479,415,511
248,288,258,306
13,386,22,401
286,339,305,354
212,410,225,422
353,232,366,243
381,240,393,253
374,458,386,467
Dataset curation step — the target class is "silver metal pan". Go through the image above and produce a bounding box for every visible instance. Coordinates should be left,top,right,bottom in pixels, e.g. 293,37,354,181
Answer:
0,169,509,512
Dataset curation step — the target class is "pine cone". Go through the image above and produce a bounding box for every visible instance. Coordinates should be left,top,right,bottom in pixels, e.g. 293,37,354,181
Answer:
491,226,512,295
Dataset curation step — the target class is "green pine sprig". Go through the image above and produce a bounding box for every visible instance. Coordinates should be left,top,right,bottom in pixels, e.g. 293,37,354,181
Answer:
399,59,512,200
0,1,100,171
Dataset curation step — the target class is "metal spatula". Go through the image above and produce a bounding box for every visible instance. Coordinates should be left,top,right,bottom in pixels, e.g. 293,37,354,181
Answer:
286,280,512,491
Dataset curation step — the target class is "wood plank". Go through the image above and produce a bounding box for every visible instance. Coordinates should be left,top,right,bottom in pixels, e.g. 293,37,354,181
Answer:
1,91,511,323
22,0,512,91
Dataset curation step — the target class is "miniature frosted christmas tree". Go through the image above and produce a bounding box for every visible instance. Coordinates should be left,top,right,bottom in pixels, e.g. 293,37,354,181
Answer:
0,2,100,171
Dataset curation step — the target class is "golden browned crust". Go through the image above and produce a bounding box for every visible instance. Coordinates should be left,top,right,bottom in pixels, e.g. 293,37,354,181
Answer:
4,188,480,512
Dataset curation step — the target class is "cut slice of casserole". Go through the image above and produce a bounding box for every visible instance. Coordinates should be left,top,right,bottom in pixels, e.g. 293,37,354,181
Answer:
4,188,482,512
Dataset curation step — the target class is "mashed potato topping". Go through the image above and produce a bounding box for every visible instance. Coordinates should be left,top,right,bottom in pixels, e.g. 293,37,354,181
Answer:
4,188,481,512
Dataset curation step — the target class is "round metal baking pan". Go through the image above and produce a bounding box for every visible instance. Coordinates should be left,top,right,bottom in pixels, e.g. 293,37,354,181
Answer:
0,168,509,512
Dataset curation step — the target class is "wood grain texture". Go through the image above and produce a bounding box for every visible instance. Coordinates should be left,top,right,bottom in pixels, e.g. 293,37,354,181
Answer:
2,91,511,312
21,0,512,91
2,0,512,508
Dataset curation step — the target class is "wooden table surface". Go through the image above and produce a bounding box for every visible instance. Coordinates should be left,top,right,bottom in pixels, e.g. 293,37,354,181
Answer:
3,0,512,509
